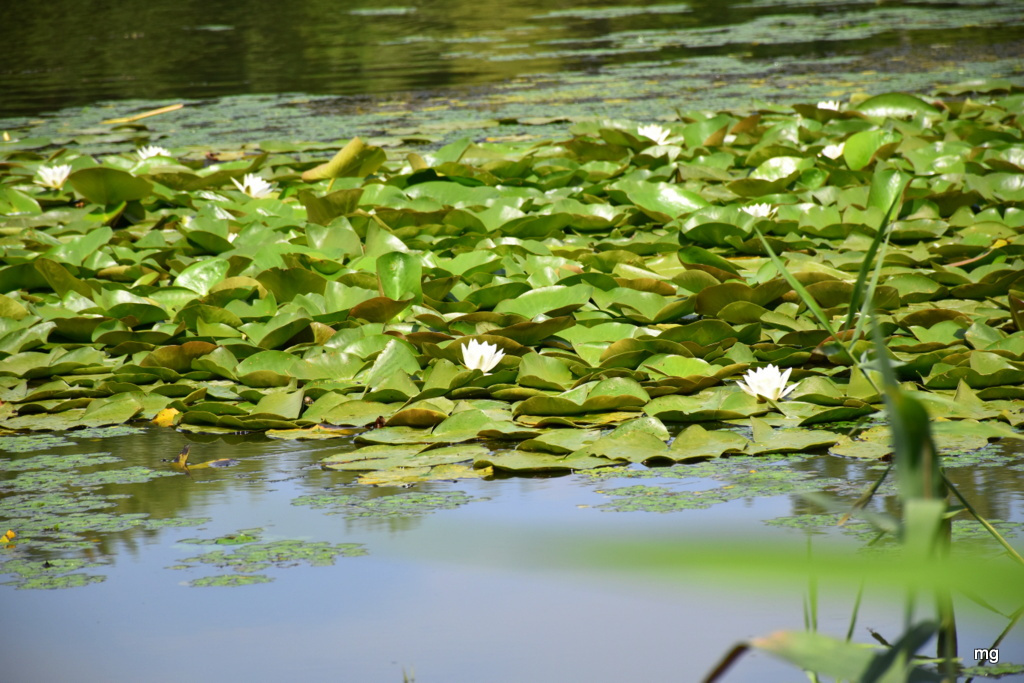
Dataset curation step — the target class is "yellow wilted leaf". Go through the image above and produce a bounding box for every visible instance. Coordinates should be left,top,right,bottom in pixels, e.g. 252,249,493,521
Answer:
102,103,183,124
357,464,493,486
152,407,180,428
407,152,428,171
266,425,357,440
301,137,386,181
430,464,493,481
357,466,432,486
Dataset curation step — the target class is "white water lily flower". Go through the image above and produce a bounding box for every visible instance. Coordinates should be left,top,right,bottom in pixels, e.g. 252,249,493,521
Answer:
461,339,505,373
817,100,842,111
137,145,171,160
737,364,796,401
742,202,775,219
231,173,275,199
35,164,73,189
821,143,844,159
638,124,671,145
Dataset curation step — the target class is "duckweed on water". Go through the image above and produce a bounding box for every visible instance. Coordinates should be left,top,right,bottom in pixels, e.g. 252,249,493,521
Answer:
180,528,263,545
71,425,145,439
1,466,175,493
587,455,846,512
0,491,121,517
946,519,1024,545
0,434,73,453
766,514,1024,549
171,531,367,586
582,454,812,481
292,488,480,517
960,663,1024,677
939,443,1018,468
29,512,202,537
0,451,121,472
188,574,274,588
2,557,106,590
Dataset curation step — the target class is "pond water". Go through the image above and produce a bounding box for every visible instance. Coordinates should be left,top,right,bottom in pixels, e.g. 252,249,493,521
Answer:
3,0,1023,148
2,427,1023,681
4,0,1024,680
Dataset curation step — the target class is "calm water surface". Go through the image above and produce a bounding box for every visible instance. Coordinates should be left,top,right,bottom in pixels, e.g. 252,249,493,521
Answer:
2,428,1023,681
3,0,1023,120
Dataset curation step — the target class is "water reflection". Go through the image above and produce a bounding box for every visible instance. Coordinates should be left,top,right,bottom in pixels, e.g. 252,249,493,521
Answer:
4,426,1021,571
2,425,1023,679
786,448,1024,523
3,0,1022,117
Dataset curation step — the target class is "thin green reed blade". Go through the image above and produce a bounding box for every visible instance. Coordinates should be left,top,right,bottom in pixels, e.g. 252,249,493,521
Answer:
870,323,945,503
870,320,955,666
753,226,852,363
844,168,910,338
887,391,946,503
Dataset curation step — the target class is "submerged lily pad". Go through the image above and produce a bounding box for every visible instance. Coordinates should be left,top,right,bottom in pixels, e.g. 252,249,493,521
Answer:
188,574,274,588
587,455,844,512
0,451,121,471
291,488,479,517
2,557,107,590
0,434,72,452
172,536,367,575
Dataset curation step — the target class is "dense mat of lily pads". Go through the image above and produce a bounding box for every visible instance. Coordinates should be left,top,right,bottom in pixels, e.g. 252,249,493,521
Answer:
2,88,1024,480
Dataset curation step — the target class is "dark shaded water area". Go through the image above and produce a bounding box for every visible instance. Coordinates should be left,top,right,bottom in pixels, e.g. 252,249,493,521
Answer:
2,0,1023,151
2,427,1023,681
4,0,1024,118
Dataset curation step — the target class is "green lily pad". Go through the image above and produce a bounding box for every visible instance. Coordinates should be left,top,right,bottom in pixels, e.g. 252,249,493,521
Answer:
645,389,766,422
321,443,487,471
669,424,749,459
68,167,153,205
744,417,839,455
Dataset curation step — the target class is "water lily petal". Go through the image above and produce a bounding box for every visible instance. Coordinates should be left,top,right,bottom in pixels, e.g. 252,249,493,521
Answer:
737,364,793,401
137,145,171,160
462,339,504,373
35,164,73,189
